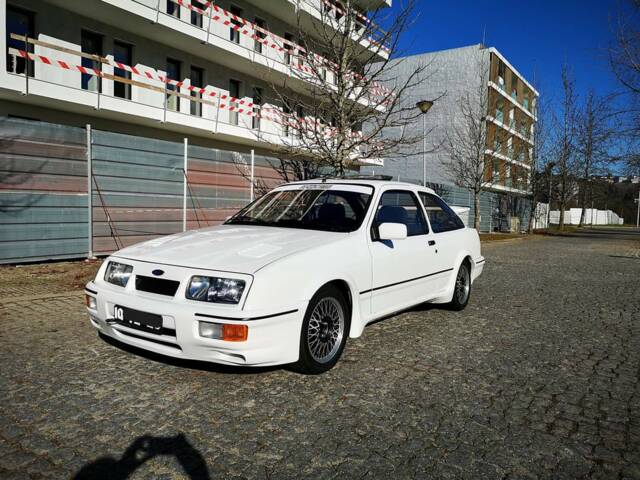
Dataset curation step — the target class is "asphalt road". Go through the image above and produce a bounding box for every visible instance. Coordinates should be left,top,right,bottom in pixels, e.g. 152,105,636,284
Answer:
1,231,639,479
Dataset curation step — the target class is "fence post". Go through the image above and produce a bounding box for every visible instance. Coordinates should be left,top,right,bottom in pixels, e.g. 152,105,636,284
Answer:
24,35,29,96
183,138,188,232
87,124,94,259
205,4,213,45
250,149,255,201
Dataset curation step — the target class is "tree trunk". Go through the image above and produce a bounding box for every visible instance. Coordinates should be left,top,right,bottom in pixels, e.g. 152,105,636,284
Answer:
578,182,587,227
474,191,481,231
559,199,565,231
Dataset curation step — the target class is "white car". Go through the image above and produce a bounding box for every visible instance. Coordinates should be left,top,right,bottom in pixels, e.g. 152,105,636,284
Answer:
85,178,484,373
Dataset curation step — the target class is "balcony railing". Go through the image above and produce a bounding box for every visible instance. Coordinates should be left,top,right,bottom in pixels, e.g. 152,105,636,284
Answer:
317,0,391,54
6,33,364,147
114,0,392,104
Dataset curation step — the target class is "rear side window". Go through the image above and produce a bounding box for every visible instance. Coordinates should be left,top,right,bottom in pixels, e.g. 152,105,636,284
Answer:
419,193,465,233
374,190,428,236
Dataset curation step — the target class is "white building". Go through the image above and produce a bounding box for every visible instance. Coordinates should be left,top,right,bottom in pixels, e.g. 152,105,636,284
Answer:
1,0,390,151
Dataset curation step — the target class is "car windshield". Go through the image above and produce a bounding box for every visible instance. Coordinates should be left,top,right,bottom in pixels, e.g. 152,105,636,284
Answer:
225,186,373,233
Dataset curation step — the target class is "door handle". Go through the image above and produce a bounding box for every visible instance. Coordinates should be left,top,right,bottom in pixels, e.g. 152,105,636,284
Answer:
428,240,436,246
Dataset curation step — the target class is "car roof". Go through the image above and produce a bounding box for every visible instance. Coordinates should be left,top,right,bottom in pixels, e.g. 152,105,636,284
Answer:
287,178,437,195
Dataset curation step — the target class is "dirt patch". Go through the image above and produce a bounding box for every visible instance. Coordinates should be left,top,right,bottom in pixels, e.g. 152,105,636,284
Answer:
0,259,103,296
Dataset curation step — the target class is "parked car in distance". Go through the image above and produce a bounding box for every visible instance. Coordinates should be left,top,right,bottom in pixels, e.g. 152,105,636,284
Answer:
85,178,485,374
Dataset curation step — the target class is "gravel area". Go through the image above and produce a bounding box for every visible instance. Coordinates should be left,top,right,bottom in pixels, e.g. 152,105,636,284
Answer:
1,231,639,479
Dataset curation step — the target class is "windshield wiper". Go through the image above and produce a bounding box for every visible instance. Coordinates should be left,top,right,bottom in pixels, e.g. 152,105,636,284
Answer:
225,215,270,226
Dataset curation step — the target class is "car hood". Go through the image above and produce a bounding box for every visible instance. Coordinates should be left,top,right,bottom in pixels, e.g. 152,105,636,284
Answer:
113,225,347,274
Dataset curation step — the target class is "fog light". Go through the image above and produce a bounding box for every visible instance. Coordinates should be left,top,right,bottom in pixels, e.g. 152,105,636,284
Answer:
198,321,248,342
85,295,97,310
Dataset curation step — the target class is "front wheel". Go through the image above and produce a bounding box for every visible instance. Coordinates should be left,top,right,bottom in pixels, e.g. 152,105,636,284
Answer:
294,285,349,374
448,262,471,311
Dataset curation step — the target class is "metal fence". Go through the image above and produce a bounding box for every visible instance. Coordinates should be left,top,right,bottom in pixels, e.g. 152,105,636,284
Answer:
0,117,282,264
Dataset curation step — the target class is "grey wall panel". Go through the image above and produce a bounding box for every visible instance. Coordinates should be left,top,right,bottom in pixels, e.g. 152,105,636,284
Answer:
0,117,88,264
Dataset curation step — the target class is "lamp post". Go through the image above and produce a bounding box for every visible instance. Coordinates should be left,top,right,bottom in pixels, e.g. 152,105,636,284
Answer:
416,100,434,186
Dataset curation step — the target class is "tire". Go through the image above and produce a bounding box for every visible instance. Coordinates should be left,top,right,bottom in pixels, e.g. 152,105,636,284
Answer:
294,284,350,374
447,262,471,311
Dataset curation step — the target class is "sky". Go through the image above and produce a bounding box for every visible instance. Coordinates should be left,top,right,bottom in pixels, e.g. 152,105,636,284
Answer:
389,0,623,107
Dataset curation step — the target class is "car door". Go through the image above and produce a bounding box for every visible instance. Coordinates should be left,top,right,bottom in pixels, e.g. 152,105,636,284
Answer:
367,189,440,317
418,192,467,291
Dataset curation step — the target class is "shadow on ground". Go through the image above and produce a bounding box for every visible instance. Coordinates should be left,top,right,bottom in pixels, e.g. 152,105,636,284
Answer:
74,433,210,479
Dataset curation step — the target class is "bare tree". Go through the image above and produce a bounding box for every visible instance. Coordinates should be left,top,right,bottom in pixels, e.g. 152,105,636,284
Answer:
248,0,431,177
550,66,579,231
575,90,615,226
609,0,640,174
526,96,551,232
441,56,493,231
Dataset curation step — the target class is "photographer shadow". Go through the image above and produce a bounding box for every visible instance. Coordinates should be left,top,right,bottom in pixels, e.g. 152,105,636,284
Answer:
74,433,210,480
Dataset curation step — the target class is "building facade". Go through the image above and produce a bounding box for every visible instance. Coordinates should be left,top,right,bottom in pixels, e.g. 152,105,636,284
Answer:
362,44,539,232
0,0,390,263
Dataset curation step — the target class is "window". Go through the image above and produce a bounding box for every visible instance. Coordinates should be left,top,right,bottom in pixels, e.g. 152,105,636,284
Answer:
6,6,35,76
419,193,464,233
166,58,181,112
284,33,294,65
492,158,501,183
81,31,103,92
191,0,205,27
511,76,518,99
252,86,263,129
254,18,266,54
229,6,242,44
225,187,372,233
190,66,204,117
283,102,292,137
497,60,505,86
495,99,504,123
295,105,304,138
374,190,428,237
229,79,241,125
113,41,133,100
166,0,179,18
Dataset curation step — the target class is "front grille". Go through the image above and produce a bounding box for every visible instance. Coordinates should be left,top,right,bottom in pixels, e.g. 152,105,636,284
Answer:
135,275,180,297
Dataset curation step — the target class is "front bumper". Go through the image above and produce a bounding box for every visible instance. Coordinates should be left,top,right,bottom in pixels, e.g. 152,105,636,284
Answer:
85,272,306,367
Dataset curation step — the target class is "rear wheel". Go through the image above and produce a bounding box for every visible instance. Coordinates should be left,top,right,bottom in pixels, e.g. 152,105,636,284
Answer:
448,262,471,311
294,285,349,374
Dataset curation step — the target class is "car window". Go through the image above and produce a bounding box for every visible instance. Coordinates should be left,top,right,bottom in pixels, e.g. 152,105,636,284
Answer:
373,190,428,237
225,187,371,233
419,193,465,233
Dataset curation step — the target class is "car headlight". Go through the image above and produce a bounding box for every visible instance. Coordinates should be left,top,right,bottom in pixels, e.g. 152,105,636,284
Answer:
186,276,246,304
104,261,133,287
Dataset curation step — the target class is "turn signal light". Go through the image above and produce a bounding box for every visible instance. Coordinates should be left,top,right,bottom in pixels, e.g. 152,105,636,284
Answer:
222,324,248,342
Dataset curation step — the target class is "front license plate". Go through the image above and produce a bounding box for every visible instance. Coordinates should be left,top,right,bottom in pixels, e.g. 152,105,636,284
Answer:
113,305,163,333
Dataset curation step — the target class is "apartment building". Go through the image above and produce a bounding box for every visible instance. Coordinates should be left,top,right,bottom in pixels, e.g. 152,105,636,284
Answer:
0,0,391,263
362,44,539,232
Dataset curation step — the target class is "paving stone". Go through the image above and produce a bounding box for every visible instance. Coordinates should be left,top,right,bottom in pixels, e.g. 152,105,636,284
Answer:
0,234,639,478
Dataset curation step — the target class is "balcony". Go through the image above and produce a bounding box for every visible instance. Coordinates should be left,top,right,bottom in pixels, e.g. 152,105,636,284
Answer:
2,33,376,167
39,0,390,109
243,0,391,61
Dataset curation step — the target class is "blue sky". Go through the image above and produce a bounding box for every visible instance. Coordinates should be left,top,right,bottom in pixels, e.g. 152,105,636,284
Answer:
390,0,622,105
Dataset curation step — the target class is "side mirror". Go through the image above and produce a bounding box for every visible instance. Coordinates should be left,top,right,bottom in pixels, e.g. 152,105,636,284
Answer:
378,222,408,241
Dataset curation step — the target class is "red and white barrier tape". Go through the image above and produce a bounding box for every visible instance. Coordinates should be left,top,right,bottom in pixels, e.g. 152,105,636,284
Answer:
165,0,393,96
10,47,369,137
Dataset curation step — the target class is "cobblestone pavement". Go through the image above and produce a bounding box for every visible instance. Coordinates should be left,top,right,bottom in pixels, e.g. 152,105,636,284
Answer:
1,232,639,479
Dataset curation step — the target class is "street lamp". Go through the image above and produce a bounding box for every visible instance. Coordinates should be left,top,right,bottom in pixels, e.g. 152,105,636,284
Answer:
416,100,434,187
